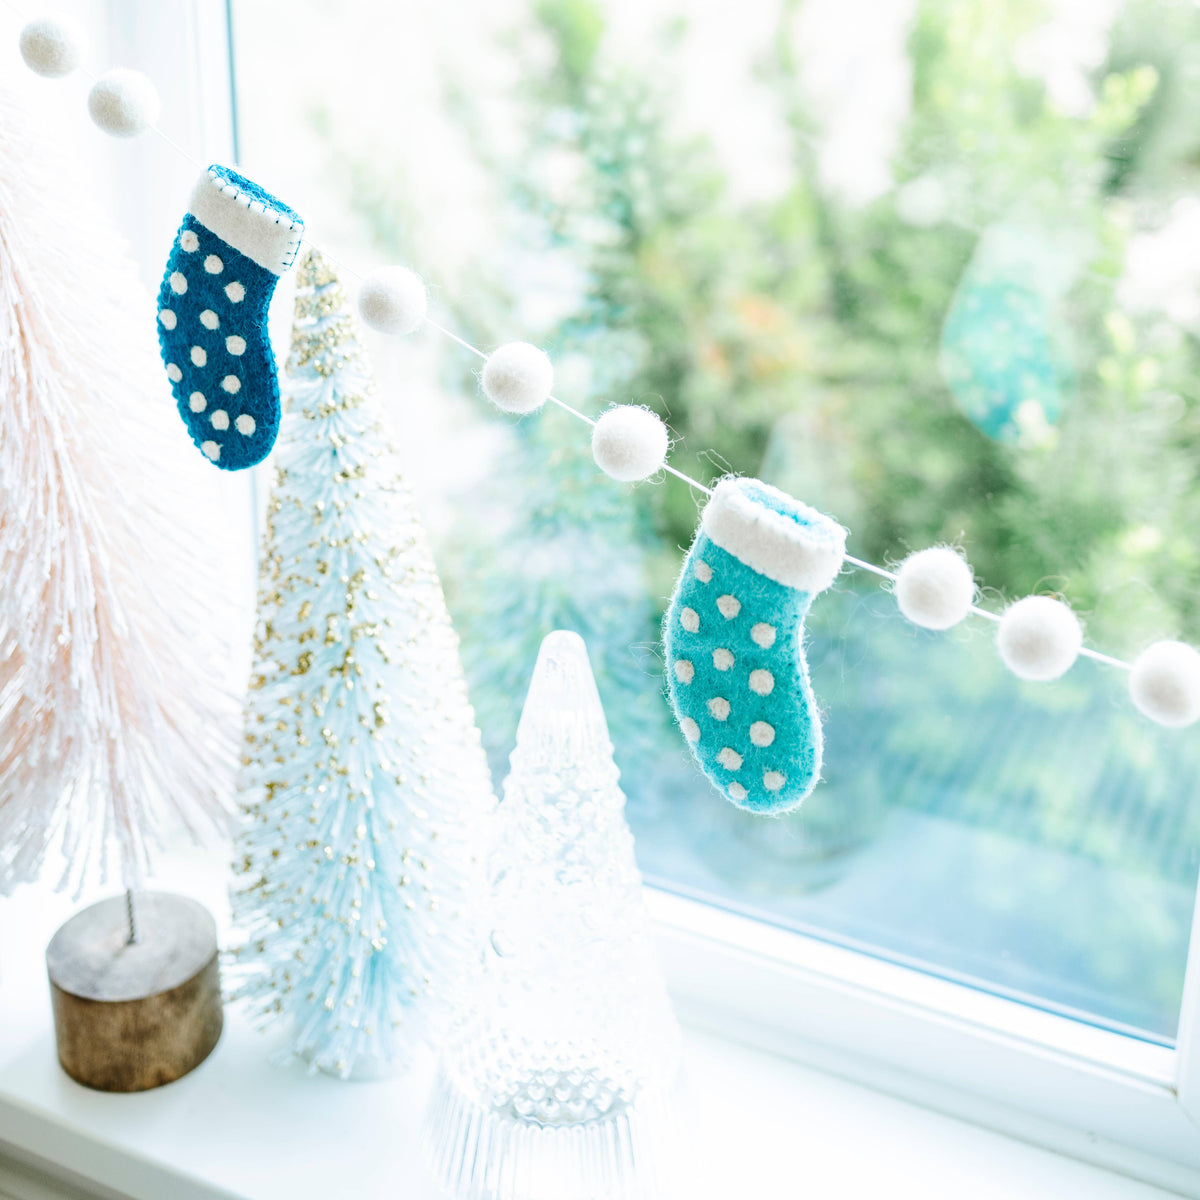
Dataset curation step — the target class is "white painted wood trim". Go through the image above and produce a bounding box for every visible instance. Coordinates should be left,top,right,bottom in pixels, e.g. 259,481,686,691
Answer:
0,1148,130,1200
648,886,1200,1195
1170,857,1200,1129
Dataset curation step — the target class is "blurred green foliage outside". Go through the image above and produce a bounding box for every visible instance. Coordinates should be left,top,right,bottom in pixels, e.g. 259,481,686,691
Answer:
332,0,1200,1038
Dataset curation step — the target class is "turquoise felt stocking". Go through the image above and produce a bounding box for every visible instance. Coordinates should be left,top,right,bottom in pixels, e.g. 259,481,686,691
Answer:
664,478,846,815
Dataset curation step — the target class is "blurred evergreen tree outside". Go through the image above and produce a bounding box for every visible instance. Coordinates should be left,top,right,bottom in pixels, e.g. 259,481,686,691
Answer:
326,0,1200,1036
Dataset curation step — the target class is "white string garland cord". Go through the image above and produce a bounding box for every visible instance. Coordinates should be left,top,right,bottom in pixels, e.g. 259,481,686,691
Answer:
414,322,1164,691
14,9,1200,729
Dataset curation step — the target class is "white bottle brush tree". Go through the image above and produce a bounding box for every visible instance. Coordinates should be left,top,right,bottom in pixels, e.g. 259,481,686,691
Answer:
231,250,497,1078
0,87,236,896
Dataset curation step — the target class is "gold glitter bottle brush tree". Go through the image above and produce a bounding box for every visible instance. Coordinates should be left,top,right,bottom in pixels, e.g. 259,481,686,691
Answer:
0,87,237,1092
229,250,498,1080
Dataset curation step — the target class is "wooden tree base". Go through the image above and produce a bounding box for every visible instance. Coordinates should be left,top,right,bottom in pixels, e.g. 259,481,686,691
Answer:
45,892,222,1093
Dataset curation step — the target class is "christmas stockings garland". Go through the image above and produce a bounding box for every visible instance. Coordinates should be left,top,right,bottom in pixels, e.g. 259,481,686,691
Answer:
148,162,854,817
17,2,1200,845
132,162,1199,821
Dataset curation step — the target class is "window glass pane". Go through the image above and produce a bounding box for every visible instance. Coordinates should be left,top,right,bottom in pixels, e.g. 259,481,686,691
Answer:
232,0,1200,1043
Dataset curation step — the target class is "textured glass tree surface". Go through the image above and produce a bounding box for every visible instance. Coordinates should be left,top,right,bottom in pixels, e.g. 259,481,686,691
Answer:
231,250,496,1079
425,630,680,1200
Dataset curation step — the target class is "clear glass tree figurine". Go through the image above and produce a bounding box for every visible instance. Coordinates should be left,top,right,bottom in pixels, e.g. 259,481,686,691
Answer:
424,630,681,1200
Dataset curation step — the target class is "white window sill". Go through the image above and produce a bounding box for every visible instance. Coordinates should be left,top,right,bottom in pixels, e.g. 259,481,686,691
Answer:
0,864,1180,1200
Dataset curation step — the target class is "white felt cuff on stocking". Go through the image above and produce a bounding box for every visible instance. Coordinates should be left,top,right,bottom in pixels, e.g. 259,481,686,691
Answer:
701,477,846,592
188,168,304,276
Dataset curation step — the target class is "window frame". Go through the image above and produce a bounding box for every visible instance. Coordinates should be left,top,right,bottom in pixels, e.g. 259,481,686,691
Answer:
153,0,1200,1192
650,884,1200,1192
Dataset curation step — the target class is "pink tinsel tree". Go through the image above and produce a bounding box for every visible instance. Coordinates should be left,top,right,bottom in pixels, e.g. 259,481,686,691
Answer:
0,88,236,894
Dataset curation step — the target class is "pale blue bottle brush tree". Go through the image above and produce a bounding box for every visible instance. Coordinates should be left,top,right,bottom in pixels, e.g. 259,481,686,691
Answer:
231,250,496,1078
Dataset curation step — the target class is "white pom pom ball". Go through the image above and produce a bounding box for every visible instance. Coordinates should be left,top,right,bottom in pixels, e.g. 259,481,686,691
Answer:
87,68,160,137
481,342,553,414
894,546,975,630
591,405,669,482
1129,640,1200,728
19,16,85,78
357,266,427,336
997,595,1082,682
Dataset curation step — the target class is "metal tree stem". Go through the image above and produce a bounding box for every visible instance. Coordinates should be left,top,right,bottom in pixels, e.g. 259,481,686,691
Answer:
125,888,138,945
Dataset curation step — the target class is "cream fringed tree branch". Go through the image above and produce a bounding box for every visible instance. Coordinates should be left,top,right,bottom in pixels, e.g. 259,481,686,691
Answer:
0,87,237,895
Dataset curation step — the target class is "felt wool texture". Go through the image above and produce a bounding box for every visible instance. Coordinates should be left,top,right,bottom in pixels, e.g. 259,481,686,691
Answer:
1129,641,1200,728
358,266,427,335
996,594,1081,681
87,69,160,138
664,477,847,815
894,546,975,630
157,165,303,470
591,404,669,481
481,341,553,413
19,17,85,78
701,476,845,592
